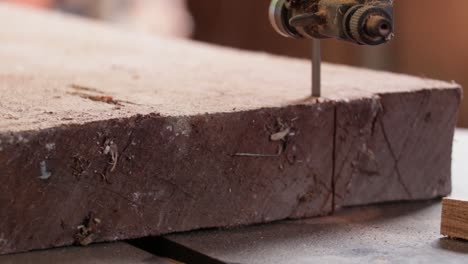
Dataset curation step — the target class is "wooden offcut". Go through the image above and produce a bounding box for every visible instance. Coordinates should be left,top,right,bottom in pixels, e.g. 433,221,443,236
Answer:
0,4,462,254
441,198,468,240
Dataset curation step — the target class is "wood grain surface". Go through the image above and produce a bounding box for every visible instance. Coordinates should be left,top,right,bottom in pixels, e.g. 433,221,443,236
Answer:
442,198,468,240
0,3,461,254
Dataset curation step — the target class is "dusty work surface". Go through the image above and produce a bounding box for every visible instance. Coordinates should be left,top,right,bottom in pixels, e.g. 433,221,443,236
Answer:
0,3,462,255
0,242,177,264
159,129,468,264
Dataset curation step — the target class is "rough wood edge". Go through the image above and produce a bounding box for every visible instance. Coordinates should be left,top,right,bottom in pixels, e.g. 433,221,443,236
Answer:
441,198,468,240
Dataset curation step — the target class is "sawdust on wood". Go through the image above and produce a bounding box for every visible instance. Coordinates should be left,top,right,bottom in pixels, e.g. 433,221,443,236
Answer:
234,117,297,158
75,213,101,246
70,84,106,94
270,127,291,141
68,84,138,106
103,139,119,172
68,91,124,106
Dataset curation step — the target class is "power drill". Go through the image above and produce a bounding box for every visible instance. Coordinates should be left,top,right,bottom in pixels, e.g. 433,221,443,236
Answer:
269,0,394,45
269,0,394,96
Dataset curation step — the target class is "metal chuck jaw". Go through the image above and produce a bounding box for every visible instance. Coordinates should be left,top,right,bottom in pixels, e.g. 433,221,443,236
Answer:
269,0,394,45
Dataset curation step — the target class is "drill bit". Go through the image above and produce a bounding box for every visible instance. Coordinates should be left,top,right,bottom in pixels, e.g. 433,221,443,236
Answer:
312,39,321,97
269,0,394,97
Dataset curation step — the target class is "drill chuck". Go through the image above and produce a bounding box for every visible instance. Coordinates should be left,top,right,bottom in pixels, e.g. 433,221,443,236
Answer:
269,0,394,46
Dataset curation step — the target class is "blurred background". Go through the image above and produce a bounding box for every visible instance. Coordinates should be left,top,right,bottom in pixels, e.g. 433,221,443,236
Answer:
3,0,468,127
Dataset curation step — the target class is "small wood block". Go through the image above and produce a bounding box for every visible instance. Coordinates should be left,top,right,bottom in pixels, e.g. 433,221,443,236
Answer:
0,4,462,254
441,198,468,240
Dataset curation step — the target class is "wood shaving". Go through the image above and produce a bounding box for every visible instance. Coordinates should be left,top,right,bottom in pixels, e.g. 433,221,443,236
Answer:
270,128,291,141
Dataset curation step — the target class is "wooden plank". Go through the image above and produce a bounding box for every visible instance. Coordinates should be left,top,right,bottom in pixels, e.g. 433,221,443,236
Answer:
0,4,461,254
441,198,468,240
334,90,460,207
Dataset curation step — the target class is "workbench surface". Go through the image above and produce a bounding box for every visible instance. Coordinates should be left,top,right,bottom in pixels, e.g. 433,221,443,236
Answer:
1,129,467,263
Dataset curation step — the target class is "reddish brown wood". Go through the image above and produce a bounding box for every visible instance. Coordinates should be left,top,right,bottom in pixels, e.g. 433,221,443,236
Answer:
0,4,461,254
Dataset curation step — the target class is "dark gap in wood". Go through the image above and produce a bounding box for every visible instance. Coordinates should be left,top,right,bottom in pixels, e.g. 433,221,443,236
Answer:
331,105,337,213
129,237,227,264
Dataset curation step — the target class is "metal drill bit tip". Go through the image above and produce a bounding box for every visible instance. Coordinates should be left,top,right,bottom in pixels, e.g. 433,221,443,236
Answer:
312,39,321,97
